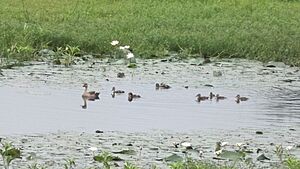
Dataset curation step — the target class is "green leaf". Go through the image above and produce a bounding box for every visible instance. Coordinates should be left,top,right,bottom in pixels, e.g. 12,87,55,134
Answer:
219,150,245,161
127,63,137,68
112,149,136,155
164,154,183,162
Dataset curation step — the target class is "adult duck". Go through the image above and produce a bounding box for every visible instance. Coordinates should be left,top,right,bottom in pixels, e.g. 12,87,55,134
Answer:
82,83,100,100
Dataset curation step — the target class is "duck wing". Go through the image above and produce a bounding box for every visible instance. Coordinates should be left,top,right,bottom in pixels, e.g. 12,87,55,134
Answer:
89,91,96,95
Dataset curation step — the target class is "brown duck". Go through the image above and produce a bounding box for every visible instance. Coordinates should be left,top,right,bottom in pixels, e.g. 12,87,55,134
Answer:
155,83,171,89
82,83,100,100
128,92,141,102
196,94,209,102
236,94,249,103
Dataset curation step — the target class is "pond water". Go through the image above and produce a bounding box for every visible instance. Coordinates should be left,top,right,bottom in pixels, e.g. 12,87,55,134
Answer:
0,58,300,134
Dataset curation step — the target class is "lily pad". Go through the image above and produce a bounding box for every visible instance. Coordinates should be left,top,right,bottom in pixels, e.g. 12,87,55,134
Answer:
93,154,123,162
127,63,137,68
112,149,136,155
114,59,126,65
164,154,183,162
257,153,270,161
213,70,222,77
218,150,246,161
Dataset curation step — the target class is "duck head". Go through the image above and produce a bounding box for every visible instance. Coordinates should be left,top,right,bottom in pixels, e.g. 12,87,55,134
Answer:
83,83,88,88
155,83,160,89
128,92,133,102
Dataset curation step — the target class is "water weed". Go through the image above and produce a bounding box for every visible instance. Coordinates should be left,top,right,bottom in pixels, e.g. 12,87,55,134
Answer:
0,142,21,169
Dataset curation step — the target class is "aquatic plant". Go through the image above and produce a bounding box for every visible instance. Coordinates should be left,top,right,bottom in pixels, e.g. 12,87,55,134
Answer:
63,158,76,169
275,144,284,162
0,142,21,169
53,45,81,66
109,40,137,68
27,163,47,169
285,156,300,169
93,152,114,169
124,162,139,169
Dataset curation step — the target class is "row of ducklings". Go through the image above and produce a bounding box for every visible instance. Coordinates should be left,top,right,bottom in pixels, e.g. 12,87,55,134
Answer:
83,83,249,103
196,92,249,103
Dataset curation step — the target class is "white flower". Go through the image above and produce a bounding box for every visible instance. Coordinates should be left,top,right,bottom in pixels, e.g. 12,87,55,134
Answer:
220,142,229,147
88,147,98,151
236,142,245,148
181,142,192,148
119,45,130,50
127,52,134,59
286,145,294,151
215,149,223,156
111,40,119,46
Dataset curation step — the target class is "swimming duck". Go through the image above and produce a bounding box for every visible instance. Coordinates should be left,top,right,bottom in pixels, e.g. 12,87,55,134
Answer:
155,83,171,89
128,92,141,102
216,94,226,101
82,83,100,100
112,87,125,94
209,92,215,100
236,95,249,103
111,87,125,98
196,94,209,102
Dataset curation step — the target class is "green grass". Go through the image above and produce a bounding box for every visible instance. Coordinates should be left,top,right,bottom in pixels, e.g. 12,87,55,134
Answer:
0,0,300,65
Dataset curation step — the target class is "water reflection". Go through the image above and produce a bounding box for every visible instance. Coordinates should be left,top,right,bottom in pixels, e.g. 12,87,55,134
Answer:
81,96,99,109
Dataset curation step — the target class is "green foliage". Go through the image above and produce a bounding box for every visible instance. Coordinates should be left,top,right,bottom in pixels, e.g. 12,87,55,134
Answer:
285,156,300,169
0,142,21,169
28,163,47,169
94,152,123,169
53,45,81,66
0,0,299,65
64,158,76,169
124,162,139,169
169,158,233,169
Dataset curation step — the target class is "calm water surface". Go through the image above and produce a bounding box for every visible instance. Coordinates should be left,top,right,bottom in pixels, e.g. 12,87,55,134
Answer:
0,59,299,134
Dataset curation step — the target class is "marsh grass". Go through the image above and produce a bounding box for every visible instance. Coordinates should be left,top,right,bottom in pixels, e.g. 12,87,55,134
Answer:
0,0,299,65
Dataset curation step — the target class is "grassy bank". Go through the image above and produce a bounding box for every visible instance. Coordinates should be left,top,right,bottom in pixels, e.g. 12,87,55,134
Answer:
0,0,300,65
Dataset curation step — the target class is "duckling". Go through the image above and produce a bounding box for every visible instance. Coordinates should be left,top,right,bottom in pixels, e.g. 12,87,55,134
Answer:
128,92,141,102
236,94,249,103
82,83,100,100
196,94,209,102
209,92,215,100
155,83,160,90
112,87,125,94
216,94,226,101
155,83,171,89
